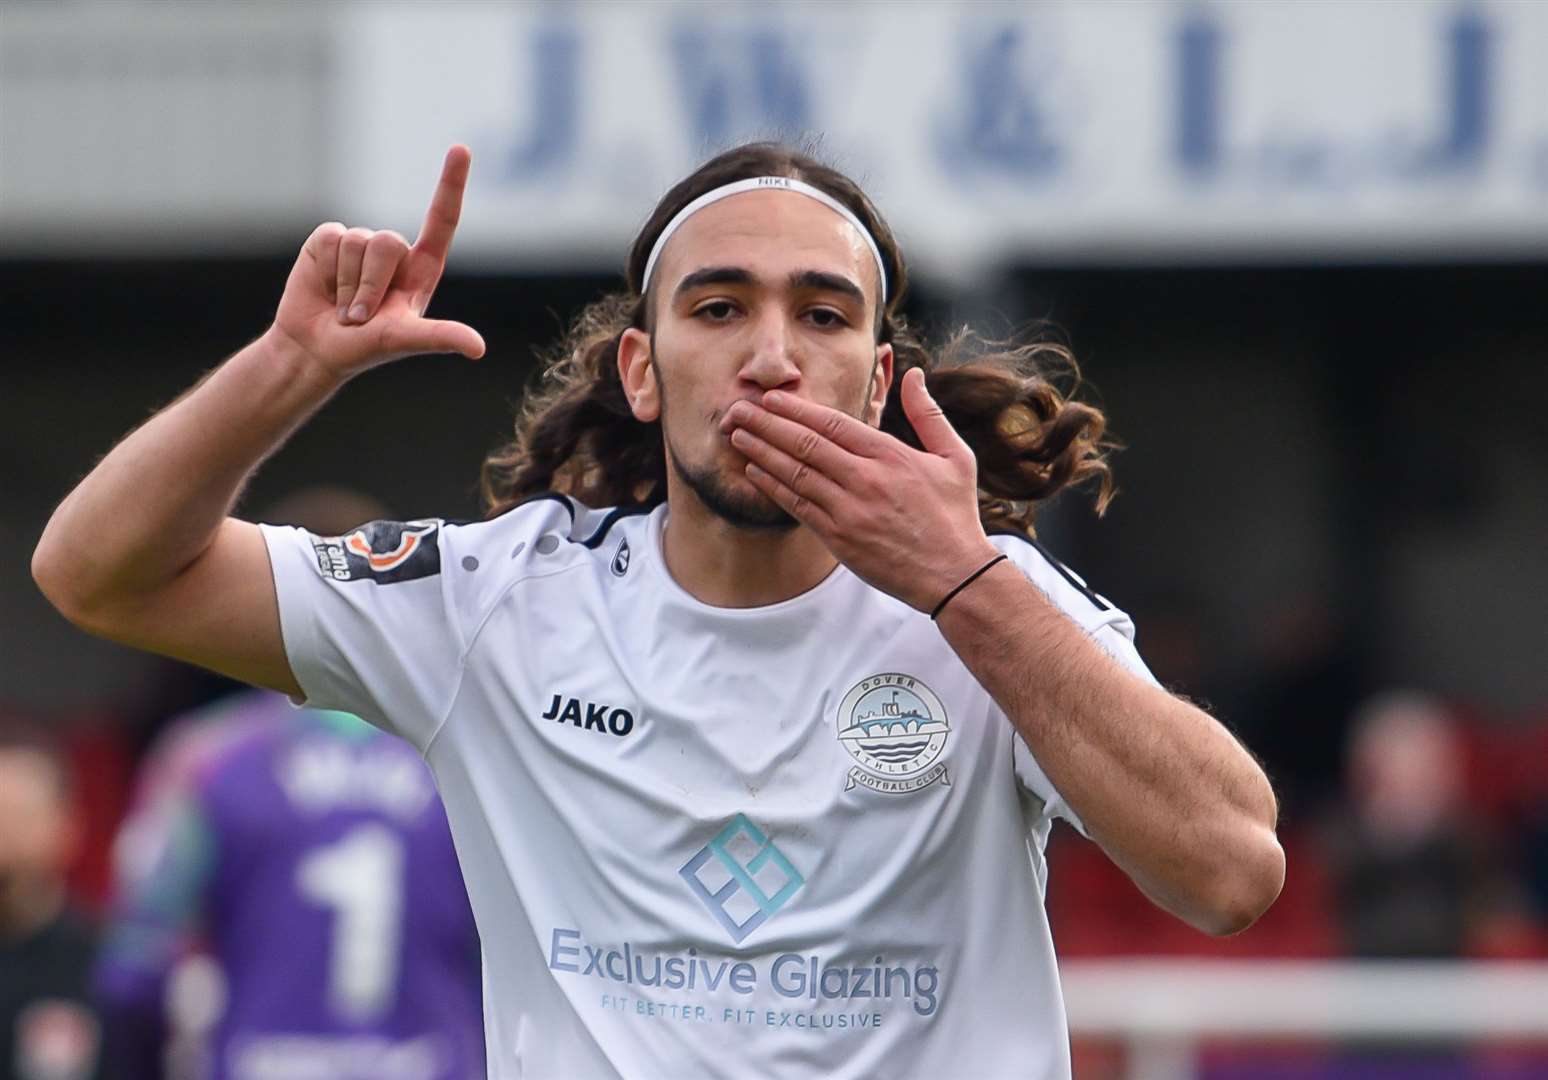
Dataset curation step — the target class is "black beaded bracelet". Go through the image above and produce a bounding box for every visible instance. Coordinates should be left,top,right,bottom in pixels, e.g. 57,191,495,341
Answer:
929,554,1008,620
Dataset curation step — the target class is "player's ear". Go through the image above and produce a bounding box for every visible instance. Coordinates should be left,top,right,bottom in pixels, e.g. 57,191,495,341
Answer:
618,328,660,422
865,342,894,428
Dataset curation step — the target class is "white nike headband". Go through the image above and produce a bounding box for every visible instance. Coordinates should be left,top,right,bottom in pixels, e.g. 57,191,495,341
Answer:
639,176,889,304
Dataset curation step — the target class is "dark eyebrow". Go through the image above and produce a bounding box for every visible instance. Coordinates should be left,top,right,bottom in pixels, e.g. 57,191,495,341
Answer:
789,270,865,306
671,266,867,308
672,266,756,299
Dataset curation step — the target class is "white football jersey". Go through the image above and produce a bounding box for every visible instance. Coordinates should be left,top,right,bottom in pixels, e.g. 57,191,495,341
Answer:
261,496,1157,1079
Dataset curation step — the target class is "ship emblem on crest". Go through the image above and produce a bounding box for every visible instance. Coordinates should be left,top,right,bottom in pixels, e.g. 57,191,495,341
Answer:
836,674,950,795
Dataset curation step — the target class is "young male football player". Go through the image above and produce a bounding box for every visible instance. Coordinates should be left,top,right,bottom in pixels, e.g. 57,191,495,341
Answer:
35,143,1283,1078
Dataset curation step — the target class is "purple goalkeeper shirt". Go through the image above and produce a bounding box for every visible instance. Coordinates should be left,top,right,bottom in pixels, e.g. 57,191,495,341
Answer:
96,690,484,1080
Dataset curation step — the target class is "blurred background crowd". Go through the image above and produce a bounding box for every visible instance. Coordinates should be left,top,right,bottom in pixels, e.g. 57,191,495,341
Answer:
4,3,1546,1078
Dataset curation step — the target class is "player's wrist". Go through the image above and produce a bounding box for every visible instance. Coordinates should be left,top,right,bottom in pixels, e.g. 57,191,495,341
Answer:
257,323,351,396
918,537,1002,615
930,552,1008,620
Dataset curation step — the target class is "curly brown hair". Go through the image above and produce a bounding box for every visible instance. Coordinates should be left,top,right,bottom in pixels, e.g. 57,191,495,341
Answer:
480,142,1116,535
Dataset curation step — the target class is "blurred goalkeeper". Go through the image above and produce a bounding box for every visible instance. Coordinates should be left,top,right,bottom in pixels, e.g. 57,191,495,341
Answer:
35,143,1283,1078
93,490,482,1080
95,692,484,1080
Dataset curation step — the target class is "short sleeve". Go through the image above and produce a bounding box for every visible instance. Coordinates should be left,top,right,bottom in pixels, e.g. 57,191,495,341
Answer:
260,519,465,750
991,533,1161,838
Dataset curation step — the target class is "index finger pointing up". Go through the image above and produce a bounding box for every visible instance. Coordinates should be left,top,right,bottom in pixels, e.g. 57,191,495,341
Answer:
411,145,472,264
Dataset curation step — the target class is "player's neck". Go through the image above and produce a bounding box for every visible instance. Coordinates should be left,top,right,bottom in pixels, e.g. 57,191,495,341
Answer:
661,495,838,608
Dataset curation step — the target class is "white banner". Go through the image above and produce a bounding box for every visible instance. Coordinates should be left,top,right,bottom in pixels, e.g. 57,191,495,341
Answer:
334,1,1548,273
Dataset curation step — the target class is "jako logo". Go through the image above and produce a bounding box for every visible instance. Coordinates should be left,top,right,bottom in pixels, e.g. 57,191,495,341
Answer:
541,694,635,737
679,815,804,944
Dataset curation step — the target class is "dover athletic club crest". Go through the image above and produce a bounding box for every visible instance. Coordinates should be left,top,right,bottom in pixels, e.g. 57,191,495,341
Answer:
836,674,951,795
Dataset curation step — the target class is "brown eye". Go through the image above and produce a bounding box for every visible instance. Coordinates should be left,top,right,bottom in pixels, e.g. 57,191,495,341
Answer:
805,308,847,329
695,301,738,322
